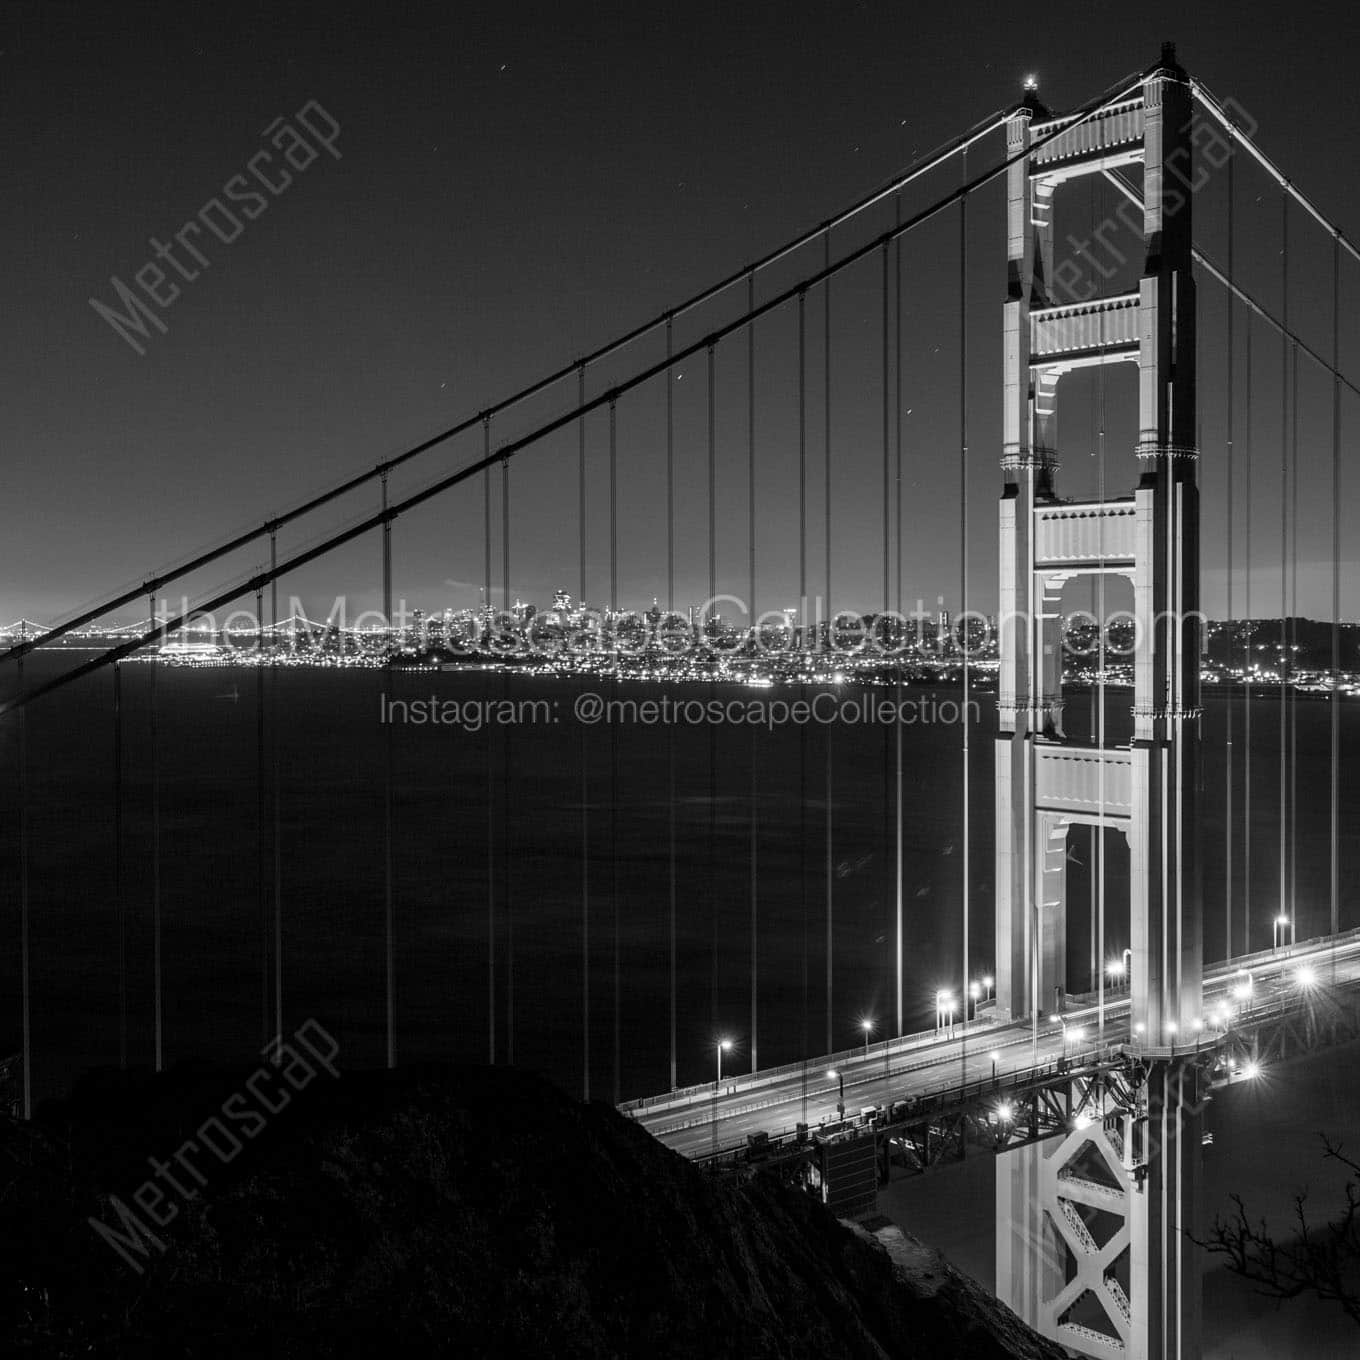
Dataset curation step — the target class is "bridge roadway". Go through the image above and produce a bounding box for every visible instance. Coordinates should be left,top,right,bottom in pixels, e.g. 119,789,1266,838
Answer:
624,929,1360,1160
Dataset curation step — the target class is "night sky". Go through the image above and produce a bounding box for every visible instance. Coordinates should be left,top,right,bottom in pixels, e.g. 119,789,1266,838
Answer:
6,0,1360,628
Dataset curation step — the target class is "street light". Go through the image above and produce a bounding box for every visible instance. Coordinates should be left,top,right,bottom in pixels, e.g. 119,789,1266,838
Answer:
715,1038,732,1086
989,1049,1000,1084
1232,969,1254,1004
861,1018,874,1058
935,990,956,1035
996,1100,1014,1123
981,975,994,1002
1106,953,1130,992
1295,965,1318,989
969,982,982,1020
827,1067,845,1120
1273,914,1290,951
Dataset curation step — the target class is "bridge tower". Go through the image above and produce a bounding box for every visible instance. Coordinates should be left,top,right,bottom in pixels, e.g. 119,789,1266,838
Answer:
993,47,1204,1360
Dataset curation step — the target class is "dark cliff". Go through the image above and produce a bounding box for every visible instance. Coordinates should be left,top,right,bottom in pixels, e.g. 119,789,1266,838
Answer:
0,1062,1064,1358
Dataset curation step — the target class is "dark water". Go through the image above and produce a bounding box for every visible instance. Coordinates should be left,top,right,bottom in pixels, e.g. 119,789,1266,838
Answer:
2,655,1358,1106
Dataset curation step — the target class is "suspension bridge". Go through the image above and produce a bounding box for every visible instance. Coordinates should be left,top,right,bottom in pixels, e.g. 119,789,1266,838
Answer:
5,44,1360,1360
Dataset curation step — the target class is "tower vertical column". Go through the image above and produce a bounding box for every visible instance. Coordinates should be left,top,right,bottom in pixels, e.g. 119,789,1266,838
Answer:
995,89,1054,1023
1130,52,1202,1046
1128,48,1204,1360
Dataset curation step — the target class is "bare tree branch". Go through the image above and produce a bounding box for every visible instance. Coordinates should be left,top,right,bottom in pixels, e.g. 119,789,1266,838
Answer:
1197,1134,1360,1328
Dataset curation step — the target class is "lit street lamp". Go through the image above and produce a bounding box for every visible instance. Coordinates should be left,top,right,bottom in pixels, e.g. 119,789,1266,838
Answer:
861,1018,874,1058
1105,953,1130,992
935,990,957,1035
989,1049,1000,1084
827,1067,845,1120
969,981,982,1019
1050,1014,1084,1057
1273,914,1291,951
981,975,994,1003
715,1038,732,1087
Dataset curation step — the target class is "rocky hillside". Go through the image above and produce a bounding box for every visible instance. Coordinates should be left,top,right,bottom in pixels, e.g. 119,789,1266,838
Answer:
0,1061,1065,1358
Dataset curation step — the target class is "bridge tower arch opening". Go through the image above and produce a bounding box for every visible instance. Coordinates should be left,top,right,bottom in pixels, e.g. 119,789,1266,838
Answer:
993,46,1204,1360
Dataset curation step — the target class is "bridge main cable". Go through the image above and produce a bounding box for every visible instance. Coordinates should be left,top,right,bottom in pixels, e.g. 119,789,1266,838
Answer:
3,62,1159,714
0,104,1023,668
1191,77,1360,270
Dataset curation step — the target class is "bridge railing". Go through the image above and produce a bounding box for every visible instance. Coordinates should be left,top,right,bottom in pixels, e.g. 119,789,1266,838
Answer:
620,1014,1005,1117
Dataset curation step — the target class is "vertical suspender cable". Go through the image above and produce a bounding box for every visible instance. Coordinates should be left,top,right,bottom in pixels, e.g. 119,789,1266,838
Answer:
579,368,591,1097
610,395,619,1102
1097,283,1108,1041
1088,181,1099,992
502,450,514,1065
959,151,970,1043
748,272,759,1073
707,346,718,1059
150,593,162,1072
665,330,676,1090
824,231,834,1056
1289,343,1298,941
256,585,267,1047
798,286,809,1113
484,417,495,1064
894,196,904,1037
269,531,281,1041
115,660,126,1069
881,235,893,1043
1225,145,1235,960
17,654,30,1117
503,450,514,1065
382,471,395,1068
1279,192,1289,944
1244,316,1253,948
1332,232,1342,948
